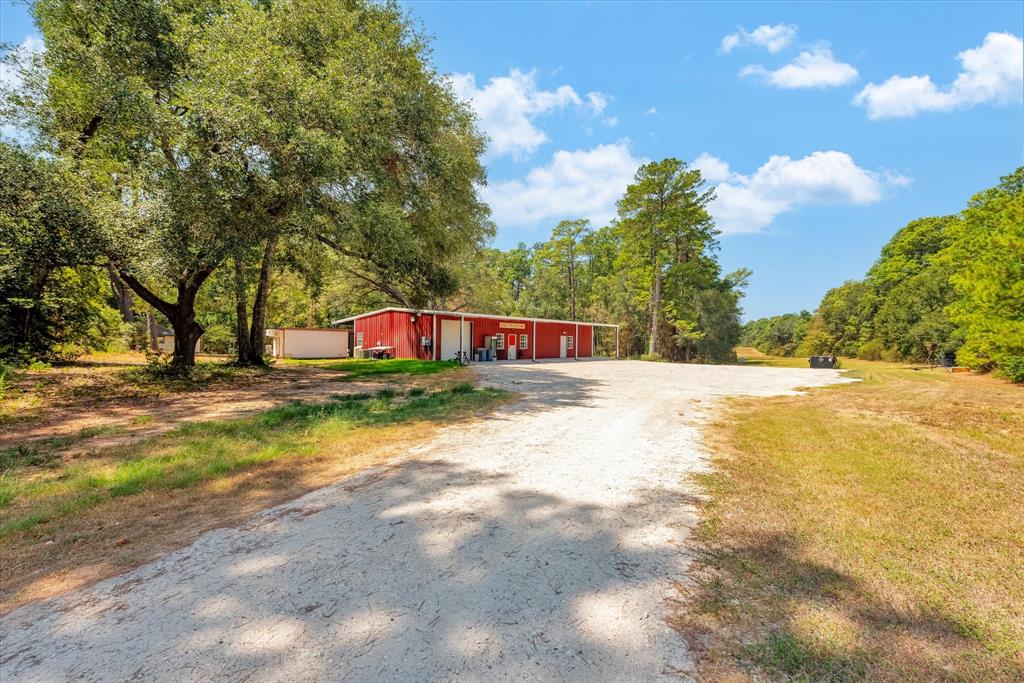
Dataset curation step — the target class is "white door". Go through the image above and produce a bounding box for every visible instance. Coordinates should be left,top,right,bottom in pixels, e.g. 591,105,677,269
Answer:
559,335,568,358
507,332,517,360
440,319,472,361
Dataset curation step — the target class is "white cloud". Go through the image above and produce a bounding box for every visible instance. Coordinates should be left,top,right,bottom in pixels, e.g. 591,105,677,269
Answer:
449,69,611,161
586,91,608,114
1,36,45,141
603,115,619,127
692,152,734,184
740,44,858,88
482,141,646,227
693,151,907,234
721,23,798,54
853,32,1024,119
0,35,44,90
644,107,658,116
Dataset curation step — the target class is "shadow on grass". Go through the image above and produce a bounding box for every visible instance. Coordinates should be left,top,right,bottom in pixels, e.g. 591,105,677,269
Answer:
0,383,506,536
675,532,1020,680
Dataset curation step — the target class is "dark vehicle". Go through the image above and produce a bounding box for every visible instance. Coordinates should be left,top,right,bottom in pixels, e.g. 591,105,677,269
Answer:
809,355,838,369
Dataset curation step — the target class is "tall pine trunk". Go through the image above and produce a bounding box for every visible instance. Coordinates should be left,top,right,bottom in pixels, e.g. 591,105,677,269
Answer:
649,237,662,356
246,236,277,365
568,262,576,321
233,257,252,363
106,264,135,323
146,311,159,352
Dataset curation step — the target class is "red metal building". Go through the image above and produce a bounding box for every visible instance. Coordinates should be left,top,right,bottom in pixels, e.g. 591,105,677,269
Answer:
333,307,619,362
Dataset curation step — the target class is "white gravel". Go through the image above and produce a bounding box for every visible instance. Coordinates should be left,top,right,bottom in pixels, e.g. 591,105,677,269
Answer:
0,360,850,682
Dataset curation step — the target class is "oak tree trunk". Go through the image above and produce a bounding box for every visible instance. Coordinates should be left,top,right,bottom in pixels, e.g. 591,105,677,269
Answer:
169,313,203,367
118,267,212,371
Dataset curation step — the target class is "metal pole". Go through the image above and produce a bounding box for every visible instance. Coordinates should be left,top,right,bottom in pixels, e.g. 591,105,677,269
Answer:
574,322,578,360
460,314,464,362
433,314,437,360
615,326,620,359
532,320,536,362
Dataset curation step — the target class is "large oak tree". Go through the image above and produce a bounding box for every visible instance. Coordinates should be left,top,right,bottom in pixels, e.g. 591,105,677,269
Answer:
10,0,489,369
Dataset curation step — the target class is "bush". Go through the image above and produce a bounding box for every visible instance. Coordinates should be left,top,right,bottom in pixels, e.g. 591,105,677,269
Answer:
0,362,12,400
857,339,885,361
640,353,666,362
998,355,1024,384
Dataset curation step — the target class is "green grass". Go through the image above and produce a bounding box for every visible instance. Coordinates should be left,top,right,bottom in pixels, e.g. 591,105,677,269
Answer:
284,358,460,380
0,383,506,536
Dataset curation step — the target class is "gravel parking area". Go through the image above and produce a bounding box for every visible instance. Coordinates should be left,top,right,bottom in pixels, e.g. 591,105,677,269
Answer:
0,360,850,681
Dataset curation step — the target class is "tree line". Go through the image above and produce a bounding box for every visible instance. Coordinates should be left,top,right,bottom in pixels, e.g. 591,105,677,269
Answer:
445,159,750,363
741,168,1023,381
1,0,747,370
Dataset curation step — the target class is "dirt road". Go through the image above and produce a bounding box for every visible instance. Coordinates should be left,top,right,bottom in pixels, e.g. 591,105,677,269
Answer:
0,360,849,681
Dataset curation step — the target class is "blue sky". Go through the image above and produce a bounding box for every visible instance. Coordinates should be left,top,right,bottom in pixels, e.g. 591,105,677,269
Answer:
3,1,1022,319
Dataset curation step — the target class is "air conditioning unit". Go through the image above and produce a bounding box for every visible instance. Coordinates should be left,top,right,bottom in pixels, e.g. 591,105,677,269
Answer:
421,336,432,347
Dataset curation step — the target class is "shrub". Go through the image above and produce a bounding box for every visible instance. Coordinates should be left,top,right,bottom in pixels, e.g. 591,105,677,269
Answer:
998,355,1024,384
857,339,885,361
0,362,11,400
640,352,666,362
26,359,51,372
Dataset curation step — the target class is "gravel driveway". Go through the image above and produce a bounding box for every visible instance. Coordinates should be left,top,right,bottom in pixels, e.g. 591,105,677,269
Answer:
1,360,849,681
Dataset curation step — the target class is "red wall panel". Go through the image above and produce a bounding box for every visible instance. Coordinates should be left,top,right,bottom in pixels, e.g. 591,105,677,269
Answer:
534,322,560,358
578,325,593,357
355,311,433,359
353,310,598,362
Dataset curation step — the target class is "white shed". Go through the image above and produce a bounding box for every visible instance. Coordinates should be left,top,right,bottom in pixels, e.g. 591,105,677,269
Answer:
154,326,201,354
265,328,350,359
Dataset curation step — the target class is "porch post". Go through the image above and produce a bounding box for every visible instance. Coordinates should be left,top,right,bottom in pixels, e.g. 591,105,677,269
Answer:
532,320,536,362
460,314,465,361
574,322,578,360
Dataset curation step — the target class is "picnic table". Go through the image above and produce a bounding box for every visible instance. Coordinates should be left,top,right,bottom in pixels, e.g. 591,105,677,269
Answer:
361,345,395,360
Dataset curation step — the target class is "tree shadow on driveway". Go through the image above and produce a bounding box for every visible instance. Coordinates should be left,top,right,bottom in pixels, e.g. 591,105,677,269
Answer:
2,454,696,681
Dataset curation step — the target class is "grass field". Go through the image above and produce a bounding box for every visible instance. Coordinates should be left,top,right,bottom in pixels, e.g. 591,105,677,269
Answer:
675,353,1024,680
281,357,460,379
0,381,507,612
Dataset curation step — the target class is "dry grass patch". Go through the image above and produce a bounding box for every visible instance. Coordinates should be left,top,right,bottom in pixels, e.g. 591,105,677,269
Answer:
0,382,507,613
0,353,471,457
0,354,270,429
674,358,1024,680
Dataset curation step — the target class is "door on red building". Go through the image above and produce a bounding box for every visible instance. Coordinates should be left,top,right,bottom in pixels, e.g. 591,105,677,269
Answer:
507,332,517,360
